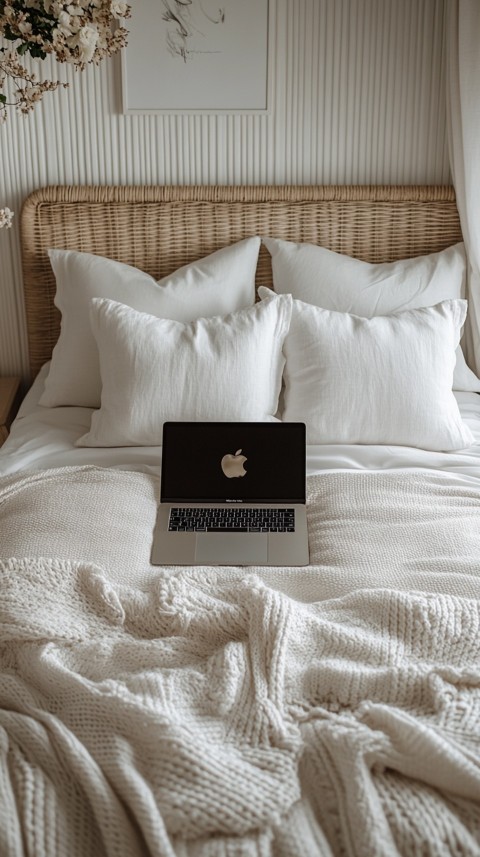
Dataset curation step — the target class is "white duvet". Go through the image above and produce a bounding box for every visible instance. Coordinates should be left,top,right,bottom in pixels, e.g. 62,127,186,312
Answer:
2,369,480,855
1,467,480,856
0,368,480,857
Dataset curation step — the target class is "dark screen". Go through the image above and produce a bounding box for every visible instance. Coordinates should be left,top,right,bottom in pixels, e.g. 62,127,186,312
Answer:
161,422,306,503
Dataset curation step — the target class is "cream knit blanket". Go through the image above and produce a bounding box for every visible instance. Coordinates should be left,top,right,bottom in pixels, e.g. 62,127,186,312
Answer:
1,558,480,856
2,465,480,855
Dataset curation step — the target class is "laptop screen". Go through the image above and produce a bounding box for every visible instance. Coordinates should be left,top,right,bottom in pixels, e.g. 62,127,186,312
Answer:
161,422,306,503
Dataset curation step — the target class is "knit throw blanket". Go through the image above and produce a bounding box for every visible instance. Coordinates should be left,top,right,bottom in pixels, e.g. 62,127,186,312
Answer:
1,558,480,857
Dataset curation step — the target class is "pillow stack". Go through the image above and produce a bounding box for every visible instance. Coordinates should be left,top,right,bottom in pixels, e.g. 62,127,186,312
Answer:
263,237,480,393
259,238,478,450
42,238,262,408
40,236,478,453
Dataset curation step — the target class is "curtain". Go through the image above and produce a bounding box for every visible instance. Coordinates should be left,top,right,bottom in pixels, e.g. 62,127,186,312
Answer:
446,0,480,377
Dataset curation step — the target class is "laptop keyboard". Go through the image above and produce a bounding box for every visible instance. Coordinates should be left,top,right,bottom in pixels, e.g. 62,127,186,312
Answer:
168,507,295,532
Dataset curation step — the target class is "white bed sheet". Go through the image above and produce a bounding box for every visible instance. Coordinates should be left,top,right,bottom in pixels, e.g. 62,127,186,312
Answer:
2,363,480,483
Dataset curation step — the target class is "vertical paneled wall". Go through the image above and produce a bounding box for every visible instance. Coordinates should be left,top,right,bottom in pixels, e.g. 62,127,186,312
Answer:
0,0,450,379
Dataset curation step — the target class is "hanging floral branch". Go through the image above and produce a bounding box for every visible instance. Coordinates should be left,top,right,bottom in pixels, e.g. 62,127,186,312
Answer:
0,0,131,227
0,48,66,118
0,1,131,120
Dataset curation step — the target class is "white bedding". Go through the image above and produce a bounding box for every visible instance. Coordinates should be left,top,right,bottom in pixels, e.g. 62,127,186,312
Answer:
7,191,480,855
2,467,480,855
2,363,480,482
3,368,480,855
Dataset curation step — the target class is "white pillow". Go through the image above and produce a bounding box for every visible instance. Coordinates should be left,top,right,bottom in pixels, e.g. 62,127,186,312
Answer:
77,294,293,448
258,288,474,451
41,238,261,408
262,238,480,393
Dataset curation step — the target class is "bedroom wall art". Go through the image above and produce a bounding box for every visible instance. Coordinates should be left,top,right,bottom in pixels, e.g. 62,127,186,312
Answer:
0,0,450,379
122,0,270,113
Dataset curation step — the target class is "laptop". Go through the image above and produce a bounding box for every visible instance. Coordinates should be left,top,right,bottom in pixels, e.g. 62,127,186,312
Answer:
150,422,309,566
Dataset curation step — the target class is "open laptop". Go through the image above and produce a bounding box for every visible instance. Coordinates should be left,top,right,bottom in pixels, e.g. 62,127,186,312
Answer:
151,422,309,566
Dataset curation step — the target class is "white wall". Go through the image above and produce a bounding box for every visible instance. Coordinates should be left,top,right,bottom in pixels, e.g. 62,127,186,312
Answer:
0,0,450,379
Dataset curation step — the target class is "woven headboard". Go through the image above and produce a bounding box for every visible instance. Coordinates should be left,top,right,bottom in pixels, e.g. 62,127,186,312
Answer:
20,184,462,380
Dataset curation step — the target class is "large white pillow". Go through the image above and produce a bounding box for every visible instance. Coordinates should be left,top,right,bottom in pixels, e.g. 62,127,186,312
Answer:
77,294,293,448
41,238,261,408
262,238,480,393
258,288,474,451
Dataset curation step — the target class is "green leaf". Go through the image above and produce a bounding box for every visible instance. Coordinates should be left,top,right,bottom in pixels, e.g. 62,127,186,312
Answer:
29,44,47,59
17,42,29,55
0,94,6,104
3,25,17,41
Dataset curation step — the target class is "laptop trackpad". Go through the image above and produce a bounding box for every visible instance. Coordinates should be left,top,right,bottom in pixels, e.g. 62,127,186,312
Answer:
195,533,268,565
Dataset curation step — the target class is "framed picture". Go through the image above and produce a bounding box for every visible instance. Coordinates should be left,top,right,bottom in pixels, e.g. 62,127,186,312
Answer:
122,0,270,114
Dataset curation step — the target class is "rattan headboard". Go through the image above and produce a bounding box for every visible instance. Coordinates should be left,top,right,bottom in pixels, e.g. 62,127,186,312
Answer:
20,184,462,381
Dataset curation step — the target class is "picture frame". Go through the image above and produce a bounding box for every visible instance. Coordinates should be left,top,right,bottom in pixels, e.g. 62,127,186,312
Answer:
121,0,270,114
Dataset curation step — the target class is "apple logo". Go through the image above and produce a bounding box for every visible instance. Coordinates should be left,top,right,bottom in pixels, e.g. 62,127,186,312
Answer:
221,448,247,478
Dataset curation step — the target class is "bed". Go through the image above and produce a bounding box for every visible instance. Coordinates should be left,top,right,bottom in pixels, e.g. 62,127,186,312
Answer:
1,184,480,857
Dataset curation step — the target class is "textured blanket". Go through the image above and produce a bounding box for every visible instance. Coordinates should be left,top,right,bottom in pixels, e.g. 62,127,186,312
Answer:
1,559,480,856
1,466,480,855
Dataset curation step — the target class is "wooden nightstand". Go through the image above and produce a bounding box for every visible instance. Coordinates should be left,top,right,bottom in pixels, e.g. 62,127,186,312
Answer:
0,376,21,445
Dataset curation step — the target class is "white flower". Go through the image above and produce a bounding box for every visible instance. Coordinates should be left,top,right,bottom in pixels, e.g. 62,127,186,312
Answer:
57,10,74,35
0,208,14,229
45,1,64,15
111,1,129,18
72,23,99,62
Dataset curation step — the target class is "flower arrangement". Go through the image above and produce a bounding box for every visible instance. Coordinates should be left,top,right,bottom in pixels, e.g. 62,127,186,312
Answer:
0,1,131,226
0,1,131,121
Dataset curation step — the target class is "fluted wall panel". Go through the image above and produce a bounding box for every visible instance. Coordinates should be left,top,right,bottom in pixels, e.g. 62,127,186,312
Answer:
0,0,451,378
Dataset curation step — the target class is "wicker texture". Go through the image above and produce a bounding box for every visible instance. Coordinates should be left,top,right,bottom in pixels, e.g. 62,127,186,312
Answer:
20,185,462,380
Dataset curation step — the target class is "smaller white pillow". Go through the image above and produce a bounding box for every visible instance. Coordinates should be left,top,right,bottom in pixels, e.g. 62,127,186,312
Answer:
258,288,474,451
42,238,261,408
263,237,480,393
77,294,293,448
